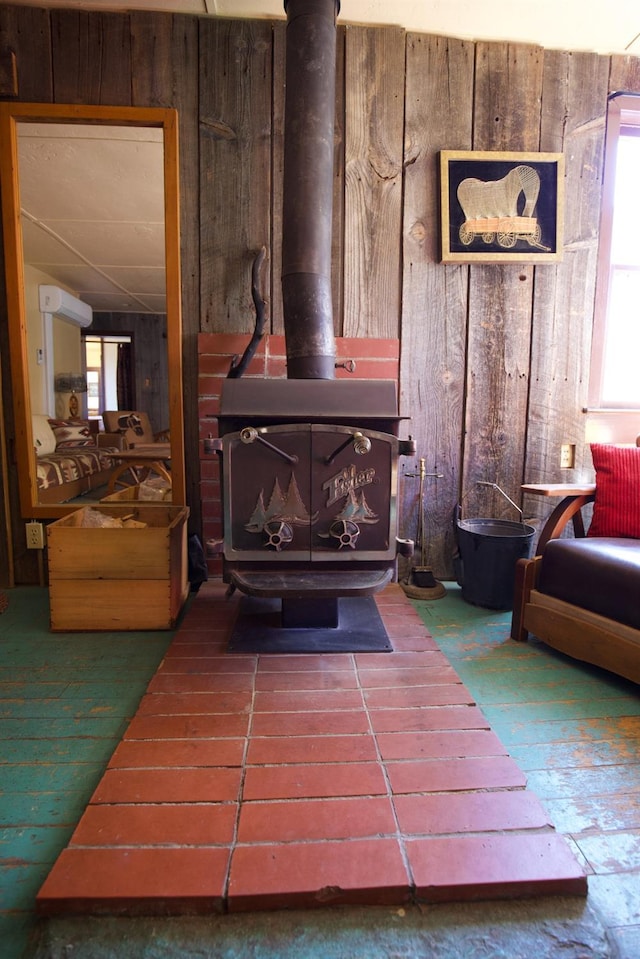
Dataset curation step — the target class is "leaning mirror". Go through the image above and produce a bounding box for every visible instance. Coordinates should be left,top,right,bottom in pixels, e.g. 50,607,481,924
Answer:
0,103,185,517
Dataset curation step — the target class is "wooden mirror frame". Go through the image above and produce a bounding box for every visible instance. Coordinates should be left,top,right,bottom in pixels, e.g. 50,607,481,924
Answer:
0,102,185,518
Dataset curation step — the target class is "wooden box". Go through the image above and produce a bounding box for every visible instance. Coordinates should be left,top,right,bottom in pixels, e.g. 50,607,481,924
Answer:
47,505,190,631
101,483,172,503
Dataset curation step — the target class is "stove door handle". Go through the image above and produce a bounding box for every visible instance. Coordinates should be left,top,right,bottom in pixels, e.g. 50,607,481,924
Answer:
324,431,371,465
240,427,299,465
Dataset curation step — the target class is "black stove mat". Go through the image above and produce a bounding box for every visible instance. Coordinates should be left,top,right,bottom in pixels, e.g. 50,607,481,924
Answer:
227,595,392,654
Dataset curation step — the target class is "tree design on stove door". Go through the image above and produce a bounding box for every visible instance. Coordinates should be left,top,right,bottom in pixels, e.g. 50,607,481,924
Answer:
245,472,318,535
337,488,378,524
318,488,380,549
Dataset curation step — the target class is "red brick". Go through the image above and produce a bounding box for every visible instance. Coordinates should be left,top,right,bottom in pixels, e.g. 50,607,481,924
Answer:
242,761,387,801
386,756,527,794
125,713,250,740
198,332,259,354
364,684,472,709
37,847,230,915
228,839,410,911
254,671,359,692
375,584,409,603
377,729,507,761
71,802,237,846
199,397,220,418
266,334,286,354
156,656,255,674
355,651,449,670
265,355,288,377
336,359,398,380
253,689,364,712
388,634,439,652
199,374,229,395
135,694,243,722
369,705,490,733
247,733,378,765
147,673,254,694
237,796,397,843
358,665,461,688
162,642,239,658
251,710,370,737
406,834,587,901
257,653,354,672
107,738,245,769
393,791,551,836
91,767,242,804
337,337,399,359
199,459,220,480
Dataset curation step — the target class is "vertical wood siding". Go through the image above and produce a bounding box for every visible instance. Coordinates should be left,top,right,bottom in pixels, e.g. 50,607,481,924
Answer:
399,33,473,576
524,51,610,529
343,25,404,340
1,3,639,584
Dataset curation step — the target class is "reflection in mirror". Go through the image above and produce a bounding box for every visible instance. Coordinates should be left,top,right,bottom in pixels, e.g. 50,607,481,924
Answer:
0,104,184,517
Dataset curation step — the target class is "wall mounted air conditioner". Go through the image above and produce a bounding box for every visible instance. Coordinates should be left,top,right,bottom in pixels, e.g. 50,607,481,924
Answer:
38,285,93,328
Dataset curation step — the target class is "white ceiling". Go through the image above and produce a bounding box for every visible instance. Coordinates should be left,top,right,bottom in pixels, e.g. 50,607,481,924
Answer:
19,122,166,315
13,1,640,315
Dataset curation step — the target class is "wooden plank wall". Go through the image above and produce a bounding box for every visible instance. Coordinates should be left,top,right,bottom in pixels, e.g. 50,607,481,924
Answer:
1,3,639,584
400,35,474,571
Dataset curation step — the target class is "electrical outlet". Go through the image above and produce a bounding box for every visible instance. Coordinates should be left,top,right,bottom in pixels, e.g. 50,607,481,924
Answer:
560,443,575,469
26,521,44,549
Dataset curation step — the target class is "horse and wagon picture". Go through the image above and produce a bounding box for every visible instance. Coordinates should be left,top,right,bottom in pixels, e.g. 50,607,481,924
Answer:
440,151,564,262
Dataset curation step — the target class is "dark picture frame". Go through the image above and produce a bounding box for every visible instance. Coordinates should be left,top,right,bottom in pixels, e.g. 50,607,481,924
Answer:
440,150,564,263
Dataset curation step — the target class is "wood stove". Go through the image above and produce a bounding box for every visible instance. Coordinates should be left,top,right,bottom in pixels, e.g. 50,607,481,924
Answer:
212,0,415,650
215,379,414,650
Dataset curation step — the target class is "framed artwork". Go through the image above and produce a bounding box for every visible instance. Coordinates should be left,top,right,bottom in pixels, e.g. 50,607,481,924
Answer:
440,150,564,263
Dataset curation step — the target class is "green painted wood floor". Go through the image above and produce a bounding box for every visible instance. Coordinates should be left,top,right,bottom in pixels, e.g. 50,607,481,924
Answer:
0,587,175,958
1,583,639,958
414,584,640,958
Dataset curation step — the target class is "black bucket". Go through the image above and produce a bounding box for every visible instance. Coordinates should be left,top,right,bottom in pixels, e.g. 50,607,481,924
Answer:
453,506,535,610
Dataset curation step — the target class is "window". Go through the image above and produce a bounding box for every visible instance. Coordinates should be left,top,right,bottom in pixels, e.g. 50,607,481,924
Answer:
589,94,640,414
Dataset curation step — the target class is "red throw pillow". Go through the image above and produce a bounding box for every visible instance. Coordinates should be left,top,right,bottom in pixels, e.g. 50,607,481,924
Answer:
588,443,640,538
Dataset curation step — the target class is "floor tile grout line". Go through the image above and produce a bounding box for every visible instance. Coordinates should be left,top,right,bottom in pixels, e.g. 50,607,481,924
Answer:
361,596,418,889
63,817,564,852
222,642,260,909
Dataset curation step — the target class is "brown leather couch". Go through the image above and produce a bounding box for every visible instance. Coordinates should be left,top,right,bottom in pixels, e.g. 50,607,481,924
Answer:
511,489,640,685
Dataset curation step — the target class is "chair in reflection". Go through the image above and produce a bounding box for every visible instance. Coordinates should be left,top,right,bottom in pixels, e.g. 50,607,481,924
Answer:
102,410,170,450
101,411,171,495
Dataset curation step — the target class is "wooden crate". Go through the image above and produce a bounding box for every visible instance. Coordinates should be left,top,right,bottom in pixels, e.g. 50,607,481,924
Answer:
47,505,190,631
101,483,172,503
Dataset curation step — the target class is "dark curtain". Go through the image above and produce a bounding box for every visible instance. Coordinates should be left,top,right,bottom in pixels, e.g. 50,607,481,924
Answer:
116,342,133,408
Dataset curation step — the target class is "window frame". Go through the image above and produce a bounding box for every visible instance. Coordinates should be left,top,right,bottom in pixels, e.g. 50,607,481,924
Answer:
589,92,640,416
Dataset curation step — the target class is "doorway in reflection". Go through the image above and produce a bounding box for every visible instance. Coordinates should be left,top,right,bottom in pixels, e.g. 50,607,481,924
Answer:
82,311,169,437
84,333,134,428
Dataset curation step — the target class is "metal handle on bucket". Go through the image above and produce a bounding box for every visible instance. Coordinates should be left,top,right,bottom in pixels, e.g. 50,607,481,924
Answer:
460,481,523,522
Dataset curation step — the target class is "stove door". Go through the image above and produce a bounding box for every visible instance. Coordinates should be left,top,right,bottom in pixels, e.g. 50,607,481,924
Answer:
223,424,313,561
223,423,398,563
310,424,396,561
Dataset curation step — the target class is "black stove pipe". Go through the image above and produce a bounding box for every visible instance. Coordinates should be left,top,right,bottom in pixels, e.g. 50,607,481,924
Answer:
282,0,339,380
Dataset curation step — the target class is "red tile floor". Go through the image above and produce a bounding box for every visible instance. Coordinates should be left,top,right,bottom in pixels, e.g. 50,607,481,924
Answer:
36,582,586,915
